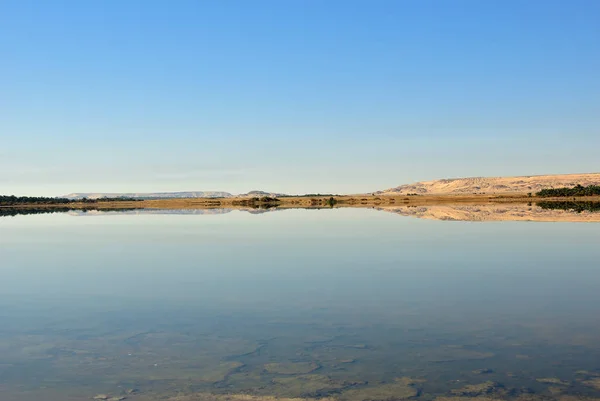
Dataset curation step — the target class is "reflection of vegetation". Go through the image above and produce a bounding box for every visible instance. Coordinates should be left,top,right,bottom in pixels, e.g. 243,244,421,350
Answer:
253,204,279,210
0,208,140,217
537,184,600,197
537,201,600,213
0,207,72,217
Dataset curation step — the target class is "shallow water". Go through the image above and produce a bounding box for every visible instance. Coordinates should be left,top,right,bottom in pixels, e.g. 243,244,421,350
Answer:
1,208,600,401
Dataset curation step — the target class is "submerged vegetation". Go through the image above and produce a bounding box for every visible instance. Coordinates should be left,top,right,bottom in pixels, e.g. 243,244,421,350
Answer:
264,362,320,375
3,210,600,401
536,184,600,198
537,201,600,213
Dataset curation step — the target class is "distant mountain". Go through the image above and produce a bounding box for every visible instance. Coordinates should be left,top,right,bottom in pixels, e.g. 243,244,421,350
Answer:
63,190,288,200
377,173,600,195
63,191,233,200
239,190,288,197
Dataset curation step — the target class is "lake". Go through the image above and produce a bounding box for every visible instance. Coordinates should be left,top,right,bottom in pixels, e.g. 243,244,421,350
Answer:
1,207,600,401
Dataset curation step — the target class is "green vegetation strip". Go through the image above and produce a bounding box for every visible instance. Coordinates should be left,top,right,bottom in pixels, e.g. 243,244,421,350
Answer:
536,184,600,197
0,195,139,206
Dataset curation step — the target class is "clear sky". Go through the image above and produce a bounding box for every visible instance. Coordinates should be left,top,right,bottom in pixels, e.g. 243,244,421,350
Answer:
1,0,599,196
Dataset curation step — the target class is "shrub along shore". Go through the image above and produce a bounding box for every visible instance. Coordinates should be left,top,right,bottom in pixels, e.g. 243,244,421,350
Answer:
2,191,600,211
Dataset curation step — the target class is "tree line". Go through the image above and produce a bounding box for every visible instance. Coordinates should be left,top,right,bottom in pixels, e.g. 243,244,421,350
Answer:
0,195,72,205
0,195,139,206
536,184,600,198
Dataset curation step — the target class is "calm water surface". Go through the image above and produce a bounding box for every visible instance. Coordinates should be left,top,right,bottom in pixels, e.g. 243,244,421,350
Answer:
1,208,600,401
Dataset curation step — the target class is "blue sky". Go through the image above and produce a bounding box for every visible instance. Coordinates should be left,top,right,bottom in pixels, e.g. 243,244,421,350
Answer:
1,0,599,196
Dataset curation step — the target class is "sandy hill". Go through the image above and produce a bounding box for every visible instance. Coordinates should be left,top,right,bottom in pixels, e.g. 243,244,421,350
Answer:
377,173,600,195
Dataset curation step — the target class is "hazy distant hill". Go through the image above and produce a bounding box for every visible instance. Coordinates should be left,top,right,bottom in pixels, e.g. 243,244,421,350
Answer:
64,190,287,200
64,191,234,200
377,173,600,195
240,190,287,197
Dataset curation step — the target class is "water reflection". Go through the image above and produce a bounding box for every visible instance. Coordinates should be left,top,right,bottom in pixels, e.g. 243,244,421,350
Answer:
537,201,600,213
0,207,141,217
2,201,600,222
377,202,600,222
1,207,599,400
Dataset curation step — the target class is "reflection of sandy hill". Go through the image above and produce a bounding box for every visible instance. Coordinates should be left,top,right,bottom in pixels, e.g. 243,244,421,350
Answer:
379,173,600,195
378,204,600,222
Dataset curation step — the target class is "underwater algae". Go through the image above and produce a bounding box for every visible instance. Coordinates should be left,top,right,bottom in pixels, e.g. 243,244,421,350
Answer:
264,362,320,375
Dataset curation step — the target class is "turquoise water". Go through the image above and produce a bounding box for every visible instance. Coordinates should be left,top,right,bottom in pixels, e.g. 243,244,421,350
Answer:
1,208,600,401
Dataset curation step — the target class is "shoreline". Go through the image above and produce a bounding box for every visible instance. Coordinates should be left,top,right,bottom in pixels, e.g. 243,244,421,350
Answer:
2,194,600,211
